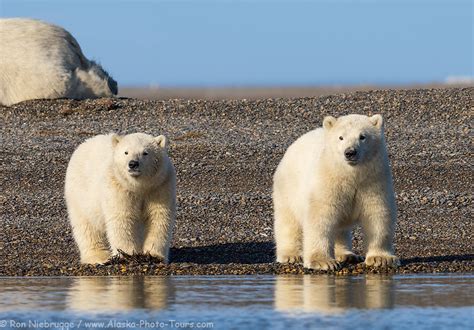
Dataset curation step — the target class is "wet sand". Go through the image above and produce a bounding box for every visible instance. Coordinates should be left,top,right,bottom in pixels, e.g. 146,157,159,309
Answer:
0,87,472,276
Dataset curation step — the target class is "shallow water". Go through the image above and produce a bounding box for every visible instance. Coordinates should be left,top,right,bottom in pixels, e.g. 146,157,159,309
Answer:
0,274,472,329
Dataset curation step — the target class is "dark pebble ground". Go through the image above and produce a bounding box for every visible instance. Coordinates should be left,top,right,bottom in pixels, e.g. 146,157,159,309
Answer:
0,87,472,276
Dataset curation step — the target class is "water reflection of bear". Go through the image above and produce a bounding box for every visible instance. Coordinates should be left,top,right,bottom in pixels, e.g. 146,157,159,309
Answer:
67,277,175,311
275,275,394,313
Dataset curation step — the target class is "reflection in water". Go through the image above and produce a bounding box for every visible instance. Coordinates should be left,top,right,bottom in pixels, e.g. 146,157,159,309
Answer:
0,278,72,311
0,275,472,329
0,274,472,315
274,275,395,313
67,277,174,311
275,274,474,313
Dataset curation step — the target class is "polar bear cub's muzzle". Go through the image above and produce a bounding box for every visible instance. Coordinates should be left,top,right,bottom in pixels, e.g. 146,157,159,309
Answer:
128,159,141,177
344,147,359,164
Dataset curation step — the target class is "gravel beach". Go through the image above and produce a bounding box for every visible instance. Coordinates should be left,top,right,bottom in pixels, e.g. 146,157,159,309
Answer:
1,87,472,276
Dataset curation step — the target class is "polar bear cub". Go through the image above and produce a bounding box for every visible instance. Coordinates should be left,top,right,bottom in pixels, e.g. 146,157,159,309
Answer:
0,18,117,106
273,114,399,270
65,133,176,264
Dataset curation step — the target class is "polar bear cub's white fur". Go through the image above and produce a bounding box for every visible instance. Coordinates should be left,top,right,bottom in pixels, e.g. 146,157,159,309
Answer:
0,18,117,106
273,114,399,270
65,133,175,264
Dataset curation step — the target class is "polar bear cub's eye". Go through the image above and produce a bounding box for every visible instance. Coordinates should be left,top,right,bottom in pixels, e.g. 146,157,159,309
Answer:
360,134,366,141
339,136,343,141
143,151,148,156
124,151,128,155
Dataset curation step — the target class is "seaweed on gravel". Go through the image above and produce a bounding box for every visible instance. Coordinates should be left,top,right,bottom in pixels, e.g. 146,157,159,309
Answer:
104,250,165,265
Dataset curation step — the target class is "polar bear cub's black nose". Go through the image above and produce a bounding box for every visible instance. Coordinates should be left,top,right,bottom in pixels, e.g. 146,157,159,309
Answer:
344,148,358,160
128,160,139,169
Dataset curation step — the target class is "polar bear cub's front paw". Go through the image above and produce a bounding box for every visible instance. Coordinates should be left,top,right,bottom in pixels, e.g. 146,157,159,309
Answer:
276,248,303,264
365,254,400,268
304,255,341,271
81,250,111,265
336,252,365,264
277,254,303,264
146,251,167,263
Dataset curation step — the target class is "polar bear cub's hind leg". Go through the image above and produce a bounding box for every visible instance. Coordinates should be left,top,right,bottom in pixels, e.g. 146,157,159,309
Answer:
334,227,364,264
68,208,110,264
273,187,303,263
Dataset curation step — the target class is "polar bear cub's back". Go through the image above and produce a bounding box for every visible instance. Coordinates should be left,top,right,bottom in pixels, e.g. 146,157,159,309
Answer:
66,134,114,180
273,128,325,216
65,134,115,217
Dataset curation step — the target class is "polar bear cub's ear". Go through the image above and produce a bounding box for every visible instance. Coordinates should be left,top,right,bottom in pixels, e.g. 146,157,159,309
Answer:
155,135,168,149
111,134,122,147
369,114,384,129
323,116,337,129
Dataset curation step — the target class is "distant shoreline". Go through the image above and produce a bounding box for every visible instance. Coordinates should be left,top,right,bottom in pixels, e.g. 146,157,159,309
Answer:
119,83,473,100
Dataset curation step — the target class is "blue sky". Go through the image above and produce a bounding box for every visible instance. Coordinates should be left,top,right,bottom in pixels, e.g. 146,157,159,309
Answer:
1,0,472,87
